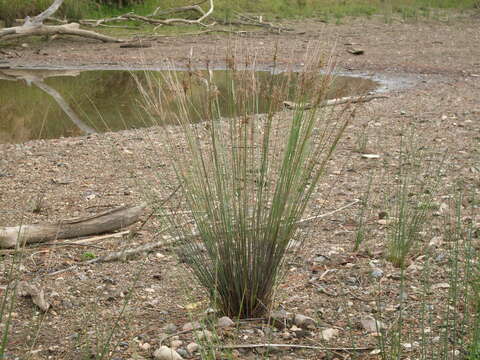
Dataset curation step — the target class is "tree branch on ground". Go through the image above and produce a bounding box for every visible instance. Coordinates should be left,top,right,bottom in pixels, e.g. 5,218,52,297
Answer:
0,204,146,249
216,11,293,33
0,0,123,43
80,0,215,28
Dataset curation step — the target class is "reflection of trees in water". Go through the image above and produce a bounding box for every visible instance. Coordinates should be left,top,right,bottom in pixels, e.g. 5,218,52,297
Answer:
0,104,32,144
0,69,378,144
0,69,96,143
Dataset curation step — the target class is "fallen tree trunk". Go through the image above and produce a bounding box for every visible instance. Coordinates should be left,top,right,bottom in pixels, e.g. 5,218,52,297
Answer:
0,204,146,249
0,22,123,42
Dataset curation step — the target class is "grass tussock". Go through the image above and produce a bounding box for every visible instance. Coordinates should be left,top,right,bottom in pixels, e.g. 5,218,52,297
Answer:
138,45,351,318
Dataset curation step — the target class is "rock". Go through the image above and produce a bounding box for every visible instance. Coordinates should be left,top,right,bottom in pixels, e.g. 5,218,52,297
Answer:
290,325,309,338
194,329,213,341
361,154,381,159
153,346,183,360
139,342,151,350
204,307,217,319
163,323,177,334
347,48,364,55
322,328,339,341
17,281,50,312
371,268,384,278
170,340,183,349
429,236,443,247
182,321,201,332
293,314,316,329
360,316,386,333
176,349,189,358
217,316,234,328
186,342,200,354
270,309,293,329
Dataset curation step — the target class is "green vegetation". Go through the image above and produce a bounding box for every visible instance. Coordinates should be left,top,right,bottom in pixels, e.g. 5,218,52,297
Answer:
103,0,478,20
0,0,477,28
384,134,442,268
0,0,92,26
377,190,480,360
138,48,349,318
81,251,96,260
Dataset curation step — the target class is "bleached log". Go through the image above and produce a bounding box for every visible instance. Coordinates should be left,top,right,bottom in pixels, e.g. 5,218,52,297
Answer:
283,94,389,110
0,22,123,42
0,204,146,249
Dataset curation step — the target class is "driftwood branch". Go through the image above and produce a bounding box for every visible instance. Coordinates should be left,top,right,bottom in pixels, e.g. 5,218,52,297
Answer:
0,204,146,249
25,0,65,26
0,0,123,43
283,94,389,110
151,2,206,17
0,23,123,42
216,11,292,33
81,0,214,28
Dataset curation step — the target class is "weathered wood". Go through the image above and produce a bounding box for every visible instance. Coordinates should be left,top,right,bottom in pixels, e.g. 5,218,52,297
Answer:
0,23,123,42
81,0,214,28
283,94,389,110
0,204,146,249
25,0,66,26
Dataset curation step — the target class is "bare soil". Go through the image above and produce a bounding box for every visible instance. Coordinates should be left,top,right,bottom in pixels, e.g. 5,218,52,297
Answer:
0,14,479,360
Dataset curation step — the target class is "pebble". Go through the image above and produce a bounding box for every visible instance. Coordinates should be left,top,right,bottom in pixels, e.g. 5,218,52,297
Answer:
139,342,151,350
170,340,183,349
322,328,339,341
217,316,234,328
371,268,384,278
294,314,316,329
163,323,177,334
194,329,213,341
186,342,200,354
360,316,386,333
176,348,189,358
270,309,293,329
153,346,183,360
182,321,201,332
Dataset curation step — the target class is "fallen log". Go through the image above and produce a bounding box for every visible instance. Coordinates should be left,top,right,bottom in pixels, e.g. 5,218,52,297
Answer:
0,22,123,43
283,94,388,110
0,204,146,249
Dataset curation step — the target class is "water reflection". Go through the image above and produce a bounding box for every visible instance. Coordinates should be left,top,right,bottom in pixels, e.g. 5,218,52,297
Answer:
0,69,378,144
